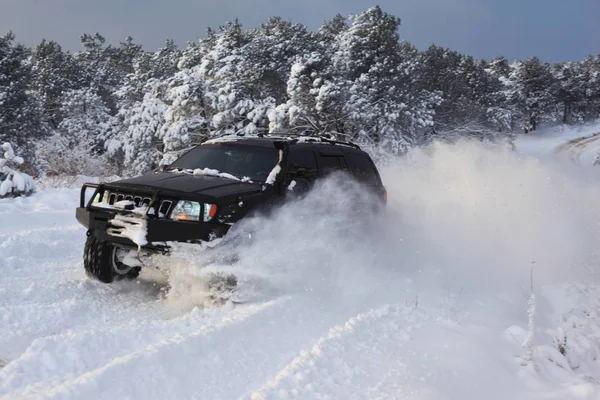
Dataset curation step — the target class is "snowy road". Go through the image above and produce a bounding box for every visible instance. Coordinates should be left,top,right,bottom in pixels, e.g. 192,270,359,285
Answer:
2,128,600,399
554,133,600,166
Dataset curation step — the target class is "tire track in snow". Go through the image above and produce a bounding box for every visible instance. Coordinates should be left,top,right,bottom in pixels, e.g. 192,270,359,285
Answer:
246,304,424,400
0,225,83,262
0,298,289,400
0,278,171,362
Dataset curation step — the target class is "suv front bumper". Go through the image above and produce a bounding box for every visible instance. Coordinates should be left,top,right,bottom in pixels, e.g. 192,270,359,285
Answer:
76,184,230,251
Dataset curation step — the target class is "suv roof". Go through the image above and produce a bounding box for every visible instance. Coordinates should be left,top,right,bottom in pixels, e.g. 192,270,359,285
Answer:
202,135,362,150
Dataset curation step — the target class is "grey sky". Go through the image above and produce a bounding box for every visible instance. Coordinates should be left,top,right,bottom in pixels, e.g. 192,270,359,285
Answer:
0,0,598,62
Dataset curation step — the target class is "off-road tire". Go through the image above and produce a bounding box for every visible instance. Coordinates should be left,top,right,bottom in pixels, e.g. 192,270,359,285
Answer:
83,236,140,283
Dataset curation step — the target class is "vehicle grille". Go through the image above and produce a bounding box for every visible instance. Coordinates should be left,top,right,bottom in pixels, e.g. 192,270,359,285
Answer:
108,192,151,207
100,190,173,217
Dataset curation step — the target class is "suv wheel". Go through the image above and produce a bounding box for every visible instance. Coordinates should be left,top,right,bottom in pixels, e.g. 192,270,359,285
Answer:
83,235,140,283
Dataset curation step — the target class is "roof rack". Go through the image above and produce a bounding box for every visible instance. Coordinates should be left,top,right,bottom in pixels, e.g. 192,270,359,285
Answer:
288,136,361,150
200,132,362,150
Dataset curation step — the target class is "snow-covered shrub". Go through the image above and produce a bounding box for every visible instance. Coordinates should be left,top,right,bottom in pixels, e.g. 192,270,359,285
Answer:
35,133,119,177
35,88,121,177
0,143,36,197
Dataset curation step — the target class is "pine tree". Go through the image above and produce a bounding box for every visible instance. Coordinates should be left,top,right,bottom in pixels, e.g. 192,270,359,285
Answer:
579,55,600,121
2,7,600,177
554,61,587,124
30,40,83,129
318,14,348,43
509,57,557,131
197,20,255,134
330,6,439,151
57,88,114,151
160,68,212,164
120,79,167,174
0,32,46,164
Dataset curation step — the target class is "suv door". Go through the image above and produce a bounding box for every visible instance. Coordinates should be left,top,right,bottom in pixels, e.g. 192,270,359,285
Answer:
284,149,319,194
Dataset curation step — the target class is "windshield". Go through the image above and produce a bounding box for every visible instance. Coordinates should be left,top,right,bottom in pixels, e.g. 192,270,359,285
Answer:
167,144,280,182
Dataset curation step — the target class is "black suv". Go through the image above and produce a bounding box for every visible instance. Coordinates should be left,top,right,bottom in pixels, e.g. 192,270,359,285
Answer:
76,136,386,283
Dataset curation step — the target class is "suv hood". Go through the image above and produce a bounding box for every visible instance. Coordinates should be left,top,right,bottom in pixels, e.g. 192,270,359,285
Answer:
107,172,262,197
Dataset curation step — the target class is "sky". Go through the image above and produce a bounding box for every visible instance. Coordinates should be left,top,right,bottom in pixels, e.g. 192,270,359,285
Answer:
0,0,598,63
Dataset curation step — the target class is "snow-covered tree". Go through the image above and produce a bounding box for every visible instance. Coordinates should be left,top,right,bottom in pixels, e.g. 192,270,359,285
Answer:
75,34,143,115
30,40,83,129
2,8,600,176
160,68,213,163
113,40,181,172
36,88,116,175
120,79,167,174
554,61,587,124
199,20,263,135
508,57,557,131
330,6,440,152
58,88,114,145
0,32,46,162
0,142,35,197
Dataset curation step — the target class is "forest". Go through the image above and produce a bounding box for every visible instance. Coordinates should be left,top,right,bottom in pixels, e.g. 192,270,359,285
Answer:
0,5,599,177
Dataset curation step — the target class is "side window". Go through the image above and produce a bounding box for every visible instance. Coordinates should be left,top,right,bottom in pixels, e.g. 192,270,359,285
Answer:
317,155,348,175
285,150,319,191
345,153,380,185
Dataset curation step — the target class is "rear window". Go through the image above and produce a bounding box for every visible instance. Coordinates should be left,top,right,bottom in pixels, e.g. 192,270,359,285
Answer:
345,153,380,184
286,150,319,181
317,155,348,175
168,144,279,182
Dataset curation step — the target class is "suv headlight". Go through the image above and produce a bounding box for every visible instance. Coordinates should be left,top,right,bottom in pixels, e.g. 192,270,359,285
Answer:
170,201,217,222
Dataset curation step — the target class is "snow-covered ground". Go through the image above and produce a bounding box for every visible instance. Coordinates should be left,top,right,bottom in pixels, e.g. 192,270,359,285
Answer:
2,126,600,399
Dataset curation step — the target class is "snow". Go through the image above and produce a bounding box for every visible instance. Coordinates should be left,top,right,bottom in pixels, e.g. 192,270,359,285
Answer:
1,126,600,398
514,123,600,163
168,167,245,182
264,149,283,187
204,136,246,144
192,167,240,182
265,165,281,186
0,179,11,197
107,214,148,250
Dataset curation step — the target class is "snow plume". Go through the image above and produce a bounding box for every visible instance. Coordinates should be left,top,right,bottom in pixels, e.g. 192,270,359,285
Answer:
384,139,600,291
162,138,600,307
149,137,600,398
